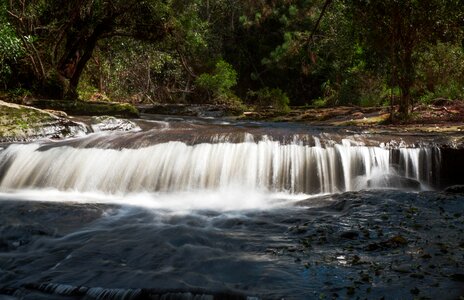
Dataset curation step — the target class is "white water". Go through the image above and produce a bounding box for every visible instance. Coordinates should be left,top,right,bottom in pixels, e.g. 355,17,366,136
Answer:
0,139,438,197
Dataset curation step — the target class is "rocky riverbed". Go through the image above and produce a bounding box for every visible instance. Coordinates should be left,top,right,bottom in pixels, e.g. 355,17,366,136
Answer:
0,189,463,299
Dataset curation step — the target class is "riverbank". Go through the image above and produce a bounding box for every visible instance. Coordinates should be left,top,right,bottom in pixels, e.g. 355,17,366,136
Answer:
1,98,463,143
0,100,86,142
239,101,464,133
137,101,464,133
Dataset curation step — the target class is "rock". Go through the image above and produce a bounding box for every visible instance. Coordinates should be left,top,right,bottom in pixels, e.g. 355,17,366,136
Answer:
450,273,464,282
91,116,141,132
340,230,359,239
366,235,408,251
138,104,242,117
389,235,408,245
31,99,139,118
367,174,421,190
410,287,420,295
44,109,68,118
0,100,87,142
444,185,464,194
393,264,412,273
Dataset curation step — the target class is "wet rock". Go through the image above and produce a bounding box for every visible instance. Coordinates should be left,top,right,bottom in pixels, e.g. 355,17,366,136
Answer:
389,235,408,245
0,224,54,251
346,286,356,296
138,104,242,117
366,235,408,251
393,264,412,274
340,230,359,240
444,185,464,194
367,174,421,190
410,287,420,295
0,100,87,142
91,116,141,132
450,273,464,282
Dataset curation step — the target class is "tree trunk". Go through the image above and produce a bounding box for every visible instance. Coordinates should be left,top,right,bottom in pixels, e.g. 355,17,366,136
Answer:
398,46,414,117
59,21,112,100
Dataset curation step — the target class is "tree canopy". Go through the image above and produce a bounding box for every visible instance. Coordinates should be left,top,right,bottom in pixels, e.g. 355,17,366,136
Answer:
1,0,463,116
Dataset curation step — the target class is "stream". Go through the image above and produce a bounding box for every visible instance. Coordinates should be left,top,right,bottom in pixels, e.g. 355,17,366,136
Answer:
0,115,463,299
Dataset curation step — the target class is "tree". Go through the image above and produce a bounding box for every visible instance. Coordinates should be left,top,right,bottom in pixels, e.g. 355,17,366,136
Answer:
0,0,24,88
6,0,175,99
348,0,464,116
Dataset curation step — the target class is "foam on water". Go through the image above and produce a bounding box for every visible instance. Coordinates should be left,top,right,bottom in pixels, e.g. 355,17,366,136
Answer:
0,188,311,212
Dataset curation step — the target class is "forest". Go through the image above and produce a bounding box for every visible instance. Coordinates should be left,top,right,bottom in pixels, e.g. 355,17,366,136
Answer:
1,0,463,119
2,1,464,299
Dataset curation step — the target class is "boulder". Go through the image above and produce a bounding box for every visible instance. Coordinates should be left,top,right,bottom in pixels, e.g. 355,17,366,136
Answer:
367,174,421,190
90,116,141,132
0,100,87,142
444,185,464,194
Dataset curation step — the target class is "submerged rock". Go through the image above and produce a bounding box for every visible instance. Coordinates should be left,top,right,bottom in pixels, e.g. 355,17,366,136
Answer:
0,100,87,142
367,174,421,190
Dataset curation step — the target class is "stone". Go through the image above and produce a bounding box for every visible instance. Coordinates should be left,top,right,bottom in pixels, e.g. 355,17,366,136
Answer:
91,116,141,132
340,230,359,240
367,174,421,190
444,185,464,194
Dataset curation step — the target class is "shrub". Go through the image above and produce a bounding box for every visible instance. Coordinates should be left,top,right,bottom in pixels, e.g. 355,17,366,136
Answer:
196,59,238,97
415,42,464,102
248,87,290,113
196,59,244,109
312,98,328,108
0,22,24,85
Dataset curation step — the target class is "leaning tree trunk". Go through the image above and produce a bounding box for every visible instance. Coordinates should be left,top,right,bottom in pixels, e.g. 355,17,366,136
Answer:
57,21,112,100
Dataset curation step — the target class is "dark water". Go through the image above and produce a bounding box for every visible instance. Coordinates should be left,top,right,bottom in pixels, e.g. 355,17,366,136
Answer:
0,191,463,299
0,116,463,299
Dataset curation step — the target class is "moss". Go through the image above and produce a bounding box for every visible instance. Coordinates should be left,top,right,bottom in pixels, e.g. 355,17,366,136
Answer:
0,101,58,140
31,100,139,118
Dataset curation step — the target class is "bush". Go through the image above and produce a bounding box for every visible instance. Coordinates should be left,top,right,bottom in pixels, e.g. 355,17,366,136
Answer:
196,59,244,108
312,98,328,108
0,22,24,85
416,42,464,102
248,87,290,113
196,59,238,97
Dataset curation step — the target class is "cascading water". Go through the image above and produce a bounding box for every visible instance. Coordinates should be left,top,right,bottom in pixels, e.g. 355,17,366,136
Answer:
2,118,462,300
0,137,439,195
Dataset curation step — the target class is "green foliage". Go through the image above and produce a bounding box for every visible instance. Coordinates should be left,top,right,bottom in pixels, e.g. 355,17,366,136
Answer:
347,0,464,114
0,20,24,84
312,98,328,108
416,42,464,102
419,82,464,104
248,87,290,112
195,59,246,110
196,59,238,97
1,0,463,115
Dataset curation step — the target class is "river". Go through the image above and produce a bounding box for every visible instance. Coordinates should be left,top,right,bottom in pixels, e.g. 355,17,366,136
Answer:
0,115,463,299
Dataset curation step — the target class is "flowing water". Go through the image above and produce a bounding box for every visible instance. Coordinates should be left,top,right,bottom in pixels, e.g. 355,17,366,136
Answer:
0,116,463,299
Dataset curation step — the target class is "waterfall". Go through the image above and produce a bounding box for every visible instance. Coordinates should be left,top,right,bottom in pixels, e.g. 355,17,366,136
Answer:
0,139,439,195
